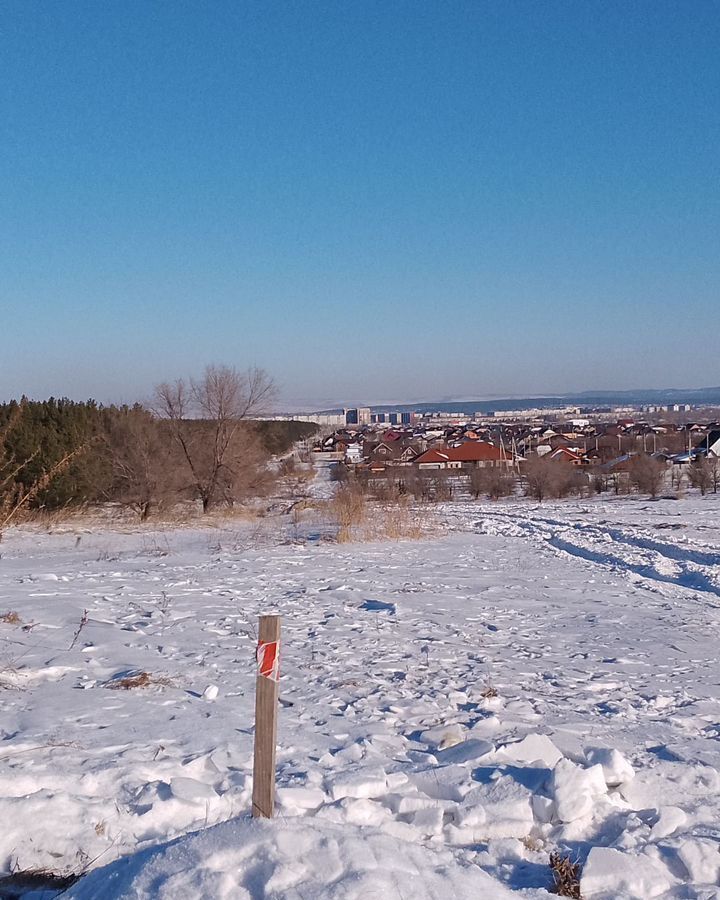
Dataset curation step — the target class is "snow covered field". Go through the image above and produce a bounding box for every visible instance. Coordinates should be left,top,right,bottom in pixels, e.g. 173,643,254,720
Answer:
1,492,720,898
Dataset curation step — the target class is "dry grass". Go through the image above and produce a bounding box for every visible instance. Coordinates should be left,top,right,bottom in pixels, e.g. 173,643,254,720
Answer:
104,671,170,690
522,834,544,852
329,485,368,543
0,611,22,625
358,500,427,542
549,852,583,899
5,499,271,534
327,489,428,543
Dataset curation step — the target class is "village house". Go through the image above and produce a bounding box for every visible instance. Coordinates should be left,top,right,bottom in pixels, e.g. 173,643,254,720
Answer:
414,441,513,470
695,429,720,458
362,439,422,471
545,446,587,466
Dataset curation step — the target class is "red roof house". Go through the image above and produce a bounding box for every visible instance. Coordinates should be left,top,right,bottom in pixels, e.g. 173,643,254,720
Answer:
415,441,512,470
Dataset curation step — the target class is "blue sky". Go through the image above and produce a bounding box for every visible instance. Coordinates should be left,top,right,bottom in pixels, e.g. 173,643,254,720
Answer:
2,0,719,408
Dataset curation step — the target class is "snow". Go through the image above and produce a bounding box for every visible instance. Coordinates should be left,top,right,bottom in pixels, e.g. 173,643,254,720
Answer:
550,759,608,823
581,846,673,898
499,733,563,768
1,491,720,897
456,775,535,838
677,838,720,884
328,766,390,800
67,817,517,899
585,746,634,786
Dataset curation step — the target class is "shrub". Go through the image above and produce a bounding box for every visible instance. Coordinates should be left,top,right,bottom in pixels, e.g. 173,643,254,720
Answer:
628,454,666,498
329,484,367,542
470,467,516,500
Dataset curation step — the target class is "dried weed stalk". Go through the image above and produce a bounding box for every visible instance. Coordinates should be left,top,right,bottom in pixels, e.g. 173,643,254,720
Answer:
549,851,582,899
105,671,170,690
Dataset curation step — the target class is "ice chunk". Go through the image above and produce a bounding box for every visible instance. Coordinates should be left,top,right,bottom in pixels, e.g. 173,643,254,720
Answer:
420,723,466,750
447,690,468,706
468,715,501,735
444,823,482,846
457,775,534,838
209,748,245,771
581,847,672,898
435,739,494,765
181,752,221,778
550,759,607,823
277,787,327,810
317,797,391,827
332,743,364,763
531,794,555,824
677,838,720,883
410,765,474,802
385,793,447,815
407,806,444,835
585,747,634,786
500,733,562,768
329,767,388,801
649,806,686,840
385,772,408,791
169,777,218,803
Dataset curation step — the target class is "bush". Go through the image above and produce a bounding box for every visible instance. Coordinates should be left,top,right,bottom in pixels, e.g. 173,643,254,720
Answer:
329,484,367,542
628,455,666,498
686,457,714,495
469,467,516,500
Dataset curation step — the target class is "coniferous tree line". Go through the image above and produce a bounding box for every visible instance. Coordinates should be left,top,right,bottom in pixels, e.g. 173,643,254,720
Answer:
0,366,316,527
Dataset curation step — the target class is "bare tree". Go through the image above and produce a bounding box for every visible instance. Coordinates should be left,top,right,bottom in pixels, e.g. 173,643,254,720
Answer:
154,365,276,512
671,464,685,491
522,456,590,501
686,457,714,496
629,454,666,498
403,468,431,502
105,407,181,520
470,466,515,500
551,462,587,498
710,456,720,494
522,456,554,502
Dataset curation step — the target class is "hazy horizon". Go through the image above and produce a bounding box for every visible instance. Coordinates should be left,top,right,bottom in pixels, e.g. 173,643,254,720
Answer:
3,380,720,414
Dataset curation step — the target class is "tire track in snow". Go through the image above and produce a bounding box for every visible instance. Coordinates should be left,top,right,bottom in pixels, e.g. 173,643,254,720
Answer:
517,513,720,568
473,512,720,601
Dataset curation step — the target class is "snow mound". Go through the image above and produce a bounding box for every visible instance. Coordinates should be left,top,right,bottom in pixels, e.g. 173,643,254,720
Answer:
581,846,673,898
67,816,516,900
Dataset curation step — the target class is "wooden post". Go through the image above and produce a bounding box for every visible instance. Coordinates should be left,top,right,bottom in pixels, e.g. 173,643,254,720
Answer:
252,614,281,818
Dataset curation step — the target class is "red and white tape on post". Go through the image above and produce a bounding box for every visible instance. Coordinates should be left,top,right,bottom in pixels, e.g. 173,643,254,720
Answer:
257,639,280,682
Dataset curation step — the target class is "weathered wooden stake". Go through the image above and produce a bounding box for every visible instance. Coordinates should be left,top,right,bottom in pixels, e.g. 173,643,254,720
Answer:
252,614,281,818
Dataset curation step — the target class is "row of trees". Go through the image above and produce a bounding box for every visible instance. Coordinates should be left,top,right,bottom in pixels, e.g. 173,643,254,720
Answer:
517,454,717,501
0,366,316,529
334,453,719,504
